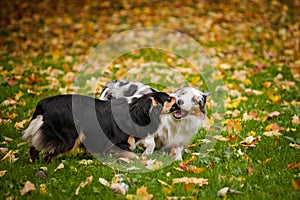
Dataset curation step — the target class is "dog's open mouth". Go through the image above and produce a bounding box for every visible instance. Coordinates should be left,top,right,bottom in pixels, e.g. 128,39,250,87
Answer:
173,109,189,119
170,102,180,112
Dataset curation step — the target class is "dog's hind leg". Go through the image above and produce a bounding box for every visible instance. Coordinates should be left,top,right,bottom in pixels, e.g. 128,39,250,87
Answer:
29,146,40,162
142,135,155,156
43,151,59,163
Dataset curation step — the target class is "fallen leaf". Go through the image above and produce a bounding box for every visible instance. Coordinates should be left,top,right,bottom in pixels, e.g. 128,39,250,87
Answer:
36,171,47,179
3,138,13,143
214,135,229,142
75,175,93,195
110,183,127,195
292,179,300,190
146,159,163,171
260,158,272,165
292,115,300,125
99,177,111,187
242,110,259,121
15,119,30,131
217,187,229,197
265,123,284,131
268,90,281,103
290,143,300,150
263,130,282,137
245,88,263,96
0,147,9,154
79,159,93,166
172,177,208,187
179,162,204,174
1,150,18,162
224,119,242,133
211,112,223,120
0,170,7,177
287,161,300,170
54,163,64,172
217,187,242,197
40,167,48,171
20,181,36,195
39,184,47,194
265,111,280,120
126,186,153,200
240,136,261,147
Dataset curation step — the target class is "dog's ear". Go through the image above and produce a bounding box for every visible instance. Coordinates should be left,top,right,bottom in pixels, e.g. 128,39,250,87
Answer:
193,92,210,106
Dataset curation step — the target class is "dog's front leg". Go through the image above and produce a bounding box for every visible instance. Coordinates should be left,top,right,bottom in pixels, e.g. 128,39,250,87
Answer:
142,135,155,156
173,145,183,161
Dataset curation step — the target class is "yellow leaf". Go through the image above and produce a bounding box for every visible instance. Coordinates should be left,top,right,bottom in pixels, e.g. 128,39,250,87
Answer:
126,186,153,200
268,90,281,103
0,170,7,177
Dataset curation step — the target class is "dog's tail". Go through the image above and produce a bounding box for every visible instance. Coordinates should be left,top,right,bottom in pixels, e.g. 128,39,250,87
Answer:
22,115,44,144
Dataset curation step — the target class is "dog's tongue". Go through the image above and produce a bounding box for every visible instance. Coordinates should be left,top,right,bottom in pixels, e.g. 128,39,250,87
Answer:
173,110,185,119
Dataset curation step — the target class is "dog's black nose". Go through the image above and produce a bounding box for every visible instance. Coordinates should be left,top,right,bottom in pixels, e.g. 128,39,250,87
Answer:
177,99,184,105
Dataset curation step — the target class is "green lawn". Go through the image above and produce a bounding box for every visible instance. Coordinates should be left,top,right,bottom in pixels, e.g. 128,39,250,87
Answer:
1,0,300,199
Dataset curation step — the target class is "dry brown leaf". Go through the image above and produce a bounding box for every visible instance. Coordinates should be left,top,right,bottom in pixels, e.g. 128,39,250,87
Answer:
240,136,261,148
20,181,36,195
36,171,47,179
54,163,64,172
172,177,208,187
75,175,93,195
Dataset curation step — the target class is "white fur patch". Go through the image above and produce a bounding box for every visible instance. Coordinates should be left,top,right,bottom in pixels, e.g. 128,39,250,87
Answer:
22,115,44,146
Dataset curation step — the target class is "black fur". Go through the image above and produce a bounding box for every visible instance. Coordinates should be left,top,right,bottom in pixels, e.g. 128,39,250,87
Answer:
23,92,175,162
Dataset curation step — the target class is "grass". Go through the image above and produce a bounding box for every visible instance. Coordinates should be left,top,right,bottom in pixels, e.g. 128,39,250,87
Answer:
1,0,300,199
1,48,299,199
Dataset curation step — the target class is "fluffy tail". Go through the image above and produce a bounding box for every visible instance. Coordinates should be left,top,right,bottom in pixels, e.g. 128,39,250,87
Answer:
22,115,44,144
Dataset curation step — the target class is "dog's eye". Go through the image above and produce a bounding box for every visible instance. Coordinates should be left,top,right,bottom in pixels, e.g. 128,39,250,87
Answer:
167,97,172,102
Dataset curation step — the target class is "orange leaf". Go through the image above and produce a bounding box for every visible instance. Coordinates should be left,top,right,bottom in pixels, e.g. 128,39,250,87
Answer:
292,179,300,190
287,162,300,170
136,186,153,200
266,111,280,119
265,123,284,131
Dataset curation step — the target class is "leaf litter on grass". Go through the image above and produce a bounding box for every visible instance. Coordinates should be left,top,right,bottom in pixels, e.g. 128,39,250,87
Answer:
1,0,300,199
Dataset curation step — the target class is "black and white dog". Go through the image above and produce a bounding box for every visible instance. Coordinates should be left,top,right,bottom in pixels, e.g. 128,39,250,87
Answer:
22,92,178,162
100,80,209,160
